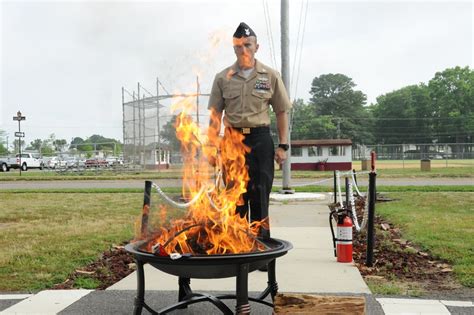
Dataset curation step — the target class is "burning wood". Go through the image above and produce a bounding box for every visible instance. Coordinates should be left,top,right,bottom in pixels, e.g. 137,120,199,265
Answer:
134,98,268,256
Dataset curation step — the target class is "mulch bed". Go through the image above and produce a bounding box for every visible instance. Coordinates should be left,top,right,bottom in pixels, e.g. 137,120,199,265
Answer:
349,195,462,293
52,244,135,290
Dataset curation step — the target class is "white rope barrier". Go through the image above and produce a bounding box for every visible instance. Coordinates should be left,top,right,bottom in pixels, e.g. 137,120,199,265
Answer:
360,185,370,230
349,182,361,232
152,182,208,209
350,171,363,196
336,171,344,208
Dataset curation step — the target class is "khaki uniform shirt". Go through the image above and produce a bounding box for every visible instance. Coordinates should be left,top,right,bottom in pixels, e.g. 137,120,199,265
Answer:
208,59,292,128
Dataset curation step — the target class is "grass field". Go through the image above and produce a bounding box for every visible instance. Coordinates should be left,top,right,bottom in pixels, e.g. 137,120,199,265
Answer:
376,192,474,287
353,159,474,170
0,193,142,291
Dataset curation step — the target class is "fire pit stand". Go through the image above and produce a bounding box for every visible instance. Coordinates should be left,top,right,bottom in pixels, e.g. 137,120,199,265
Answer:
127,240,291,315
127,181,292,314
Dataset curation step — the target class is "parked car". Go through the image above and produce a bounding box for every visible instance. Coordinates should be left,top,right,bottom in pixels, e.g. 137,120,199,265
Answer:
77,158,86,168
57,157,78,168
6,153,44,171
85,158,108,168
105,156,124,166
0,158,12,172
45,156,60,169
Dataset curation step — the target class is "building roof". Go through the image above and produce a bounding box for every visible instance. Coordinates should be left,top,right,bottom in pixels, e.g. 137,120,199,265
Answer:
291,139,352,147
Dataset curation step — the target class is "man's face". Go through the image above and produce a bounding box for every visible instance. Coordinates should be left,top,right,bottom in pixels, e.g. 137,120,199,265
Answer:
233,36,259,69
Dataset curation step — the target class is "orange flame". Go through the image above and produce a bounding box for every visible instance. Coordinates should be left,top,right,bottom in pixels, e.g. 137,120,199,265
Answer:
142,97,267,255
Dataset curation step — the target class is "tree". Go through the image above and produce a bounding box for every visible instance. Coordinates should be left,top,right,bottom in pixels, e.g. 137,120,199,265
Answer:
0,129,9,155
70,135,122,155
27,139,43,151
428,66,474,145
160,115,181,151
371,84,433,145
286,99,337,140
309,73,373,144
53,139,68,152
12,139,25,153
70,137,93,153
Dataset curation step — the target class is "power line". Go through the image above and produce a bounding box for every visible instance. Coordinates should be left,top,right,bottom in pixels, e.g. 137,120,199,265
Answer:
262,0,278,71
293,0,309,100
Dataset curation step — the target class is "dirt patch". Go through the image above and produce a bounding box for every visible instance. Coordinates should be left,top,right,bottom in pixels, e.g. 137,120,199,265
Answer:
52,244,135,290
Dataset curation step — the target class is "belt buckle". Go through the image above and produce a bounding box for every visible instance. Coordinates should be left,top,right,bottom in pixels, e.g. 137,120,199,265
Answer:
242,127,251,135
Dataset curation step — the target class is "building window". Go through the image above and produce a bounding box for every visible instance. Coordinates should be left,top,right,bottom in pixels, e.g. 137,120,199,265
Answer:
329,146,346,156
291,147,302,157
308,146,322,156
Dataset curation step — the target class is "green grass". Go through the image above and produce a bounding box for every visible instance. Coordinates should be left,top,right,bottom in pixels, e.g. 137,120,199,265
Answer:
376,192,474,287
73,276,101,289
0,169,184,181
366,278,423,296
0,193,143,291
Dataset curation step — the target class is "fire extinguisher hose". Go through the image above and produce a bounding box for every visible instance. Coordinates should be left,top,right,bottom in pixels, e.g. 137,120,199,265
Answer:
329,209,337,257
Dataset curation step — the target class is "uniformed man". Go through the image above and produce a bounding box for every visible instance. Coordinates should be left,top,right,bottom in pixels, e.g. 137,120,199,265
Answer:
208,22,292,240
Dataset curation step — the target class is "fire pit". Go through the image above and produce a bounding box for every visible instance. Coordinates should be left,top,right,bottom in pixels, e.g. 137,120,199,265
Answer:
126,238,291,314
126,181,293,315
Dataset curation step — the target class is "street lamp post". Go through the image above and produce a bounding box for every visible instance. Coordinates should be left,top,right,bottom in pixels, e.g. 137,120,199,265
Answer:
13,111,26,176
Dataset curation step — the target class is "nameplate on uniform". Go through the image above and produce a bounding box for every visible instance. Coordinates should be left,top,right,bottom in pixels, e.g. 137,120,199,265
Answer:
255,77,271,91
242,128,251,134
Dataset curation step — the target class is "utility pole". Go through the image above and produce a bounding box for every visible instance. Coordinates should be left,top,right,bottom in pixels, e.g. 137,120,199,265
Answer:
122,87,125,160
281,0,293,193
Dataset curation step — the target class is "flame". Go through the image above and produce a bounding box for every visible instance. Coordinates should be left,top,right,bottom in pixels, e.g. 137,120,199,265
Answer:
141,98,267,255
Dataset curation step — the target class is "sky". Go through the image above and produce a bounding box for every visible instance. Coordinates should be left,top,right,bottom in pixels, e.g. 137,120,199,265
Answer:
1,0,472,147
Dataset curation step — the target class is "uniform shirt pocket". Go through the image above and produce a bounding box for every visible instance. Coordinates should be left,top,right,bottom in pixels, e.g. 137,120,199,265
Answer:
223,88,242,120
223,89,241,100
250,90,272,117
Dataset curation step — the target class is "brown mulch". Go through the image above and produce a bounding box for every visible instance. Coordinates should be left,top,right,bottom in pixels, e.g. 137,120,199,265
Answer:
353,216,459,291
52,244,135,290
348,195,463,294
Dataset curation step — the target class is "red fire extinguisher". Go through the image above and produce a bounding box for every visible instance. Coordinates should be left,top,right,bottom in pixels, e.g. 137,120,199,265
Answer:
336,214,353,263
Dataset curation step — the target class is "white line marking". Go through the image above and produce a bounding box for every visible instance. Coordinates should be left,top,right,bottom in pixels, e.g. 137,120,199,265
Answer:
0,294,33,300
440,300,474,307
1,290,91,315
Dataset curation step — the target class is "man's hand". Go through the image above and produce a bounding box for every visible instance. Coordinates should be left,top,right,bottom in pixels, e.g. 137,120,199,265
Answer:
274,147,287,165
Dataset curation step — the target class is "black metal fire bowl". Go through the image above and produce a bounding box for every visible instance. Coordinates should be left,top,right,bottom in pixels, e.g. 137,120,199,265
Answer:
125,237,293,315
125,237,292,279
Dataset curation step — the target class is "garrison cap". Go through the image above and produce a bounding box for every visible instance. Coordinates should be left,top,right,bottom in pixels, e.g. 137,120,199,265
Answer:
233,22,256,38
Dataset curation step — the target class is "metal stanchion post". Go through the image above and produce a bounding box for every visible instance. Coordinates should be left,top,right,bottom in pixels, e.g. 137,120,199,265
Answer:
366,151,377,267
